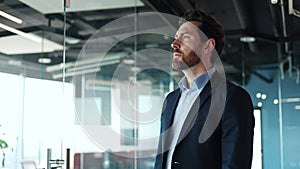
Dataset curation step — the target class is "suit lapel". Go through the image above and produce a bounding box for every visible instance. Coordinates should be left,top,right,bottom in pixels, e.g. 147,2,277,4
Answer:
161,89,181,167
160,72,225,168
162,89,181,131
176,80,212,144
176,72,226,144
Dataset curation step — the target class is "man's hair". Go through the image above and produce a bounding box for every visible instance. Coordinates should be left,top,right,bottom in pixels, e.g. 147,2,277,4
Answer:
179,9,225,57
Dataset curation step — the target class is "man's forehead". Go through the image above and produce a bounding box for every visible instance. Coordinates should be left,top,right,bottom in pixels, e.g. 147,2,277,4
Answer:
175,22,199,35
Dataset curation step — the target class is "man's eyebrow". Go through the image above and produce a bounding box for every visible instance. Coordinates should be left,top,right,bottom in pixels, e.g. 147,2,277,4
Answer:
174,31,188,38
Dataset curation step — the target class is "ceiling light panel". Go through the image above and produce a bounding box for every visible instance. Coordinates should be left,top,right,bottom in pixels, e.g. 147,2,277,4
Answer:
0,34,63,55
0,23,41,42
19,0,144,14
0,10,23,24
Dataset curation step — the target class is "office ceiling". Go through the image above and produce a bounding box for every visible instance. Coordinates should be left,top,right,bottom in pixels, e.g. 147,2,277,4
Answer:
0,0,300,85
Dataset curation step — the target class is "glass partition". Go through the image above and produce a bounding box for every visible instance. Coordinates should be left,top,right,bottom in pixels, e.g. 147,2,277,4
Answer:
243,36,300,169
1,1,300,169
69,11,177,169
0,0,175,169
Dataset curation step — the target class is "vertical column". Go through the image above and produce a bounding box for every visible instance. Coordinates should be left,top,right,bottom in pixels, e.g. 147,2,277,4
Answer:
47,148,51,169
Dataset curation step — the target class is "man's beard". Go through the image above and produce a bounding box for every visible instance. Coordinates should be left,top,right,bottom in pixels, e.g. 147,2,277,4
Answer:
172,50,201,71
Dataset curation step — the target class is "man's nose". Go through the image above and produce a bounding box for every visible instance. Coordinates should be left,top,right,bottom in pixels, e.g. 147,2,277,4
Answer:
171,39,181,49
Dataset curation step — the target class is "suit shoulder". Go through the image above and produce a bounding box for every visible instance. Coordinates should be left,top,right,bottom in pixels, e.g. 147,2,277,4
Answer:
226,81,252,100
212,72,250,97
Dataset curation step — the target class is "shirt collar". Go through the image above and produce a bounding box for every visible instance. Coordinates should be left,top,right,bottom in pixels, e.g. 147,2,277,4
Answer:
178,67,216,92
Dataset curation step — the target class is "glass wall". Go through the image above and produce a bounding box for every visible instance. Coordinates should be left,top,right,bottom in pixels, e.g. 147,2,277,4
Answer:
244,38,300,169
0,0,174,169
0,1,300,169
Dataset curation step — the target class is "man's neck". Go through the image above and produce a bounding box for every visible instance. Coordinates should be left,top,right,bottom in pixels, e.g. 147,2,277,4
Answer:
182,63,212,88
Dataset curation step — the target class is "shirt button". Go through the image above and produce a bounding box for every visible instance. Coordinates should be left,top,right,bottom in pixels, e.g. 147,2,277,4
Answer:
172,161,181,169
174,161,179,164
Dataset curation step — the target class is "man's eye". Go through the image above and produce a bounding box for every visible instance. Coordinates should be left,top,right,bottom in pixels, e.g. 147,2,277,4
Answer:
183,35,190,39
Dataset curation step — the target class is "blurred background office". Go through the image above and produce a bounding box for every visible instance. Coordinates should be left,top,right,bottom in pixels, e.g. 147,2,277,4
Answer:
0,0,300,168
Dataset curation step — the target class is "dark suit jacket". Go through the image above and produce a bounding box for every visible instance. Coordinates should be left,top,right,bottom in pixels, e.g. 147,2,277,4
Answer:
154,73,254,169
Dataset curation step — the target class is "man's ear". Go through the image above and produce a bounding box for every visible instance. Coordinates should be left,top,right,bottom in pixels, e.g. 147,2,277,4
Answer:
204,39,215,54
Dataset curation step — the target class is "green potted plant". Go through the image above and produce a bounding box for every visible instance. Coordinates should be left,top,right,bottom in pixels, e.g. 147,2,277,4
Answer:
0,125,9,168
0,139,8,167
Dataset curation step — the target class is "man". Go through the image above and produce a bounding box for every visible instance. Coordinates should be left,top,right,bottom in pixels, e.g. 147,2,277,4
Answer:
154,9,254,169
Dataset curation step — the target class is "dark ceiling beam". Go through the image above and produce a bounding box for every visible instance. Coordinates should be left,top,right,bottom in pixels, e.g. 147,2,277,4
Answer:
224,28,300,43
141,0,175,14
225,29,246,39
37,25,87,40
231,0,249,29
1,26,299,43
268,1,283,37
72,13,98,31
224,29,279,42
144,0,194,16
0,1,27,9
168,0,194,16
46,13,97,36
245,30,279,42
80,7,150,21
45,14,73,26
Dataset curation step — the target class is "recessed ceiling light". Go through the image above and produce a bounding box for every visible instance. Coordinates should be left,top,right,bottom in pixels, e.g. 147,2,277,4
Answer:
65,37,80,44
256,92,262,98
130,67,141,72
123,59,135,65
261,94,267,100
38,58,52,64
8,60,22,66
240,36,256,43
271,0,278,4
163,35,171,40
145,43,159,48
257,102,263,107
